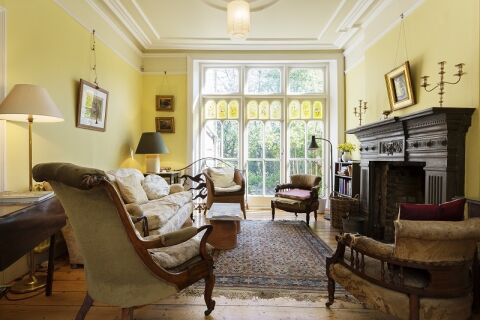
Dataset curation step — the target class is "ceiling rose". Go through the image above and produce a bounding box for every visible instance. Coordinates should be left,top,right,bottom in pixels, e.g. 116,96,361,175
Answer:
202,0,279,12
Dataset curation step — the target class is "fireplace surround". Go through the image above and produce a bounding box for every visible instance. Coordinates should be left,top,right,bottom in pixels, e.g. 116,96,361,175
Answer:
346,107,475,240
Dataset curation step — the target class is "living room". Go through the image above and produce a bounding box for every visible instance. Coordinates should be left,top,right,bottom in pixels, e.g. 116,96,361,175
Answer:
0,0,479,319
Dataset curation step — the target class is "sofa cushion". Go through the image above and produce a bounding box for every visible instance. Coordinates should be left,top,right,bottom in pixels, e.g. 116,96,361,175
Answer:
214,185,242,193
115,174,148,204
142,174,170,200
208,167,236,188
439,198,466,221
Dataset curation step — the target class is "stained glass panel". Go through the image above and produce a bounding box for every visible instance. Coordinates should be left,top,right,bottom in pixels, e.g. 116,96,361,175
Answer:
288,100,301,119
204,100,216,119
247,100,258,119
270,100,282,119
301,100,312,119
259,100,269,119
227,100,239,119
216,100,227,119
313,101,323,119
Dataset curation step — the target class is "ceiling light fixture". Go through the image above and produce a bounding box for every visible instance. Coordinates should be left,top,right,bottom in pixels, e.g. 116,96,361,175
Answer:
227,0,250,39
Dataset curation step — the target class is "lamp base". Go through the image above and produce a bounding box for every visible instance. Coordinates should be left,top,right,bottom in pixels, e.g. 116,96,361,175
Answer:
10,274,46,294
145,155,160,173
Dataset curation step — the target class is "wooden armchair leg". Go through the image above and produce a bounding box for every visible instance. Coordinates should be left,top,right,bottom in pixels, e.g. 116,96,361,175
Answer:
409,295,419,320
271,203,275,221
75,294,93,320
204,273,216,316
121,307,134,320
306,212,310,225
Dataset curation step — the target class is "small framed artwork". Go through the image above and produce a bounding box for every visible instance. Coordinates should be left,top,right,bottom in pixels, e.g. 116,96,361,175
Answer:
385,61,415,111
156,117,175,133
156,95,175,111
77,79,109,131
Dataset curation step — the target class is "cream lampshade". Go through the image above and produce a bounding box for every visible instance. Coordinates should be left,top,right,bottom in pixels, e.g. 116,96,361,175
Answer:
136,132,169,173
0,84,64,191
227,0,250,39
0,84,63,294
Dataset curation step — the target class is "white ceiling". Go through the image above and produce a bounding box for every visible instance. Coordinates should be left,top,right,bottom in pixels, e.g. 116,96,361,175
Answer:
72,0,390,51
55,0,424,69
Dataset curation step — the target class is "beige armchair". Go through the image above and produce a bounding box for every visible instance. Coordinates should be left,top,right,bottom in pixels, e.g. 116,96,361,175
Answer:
203,167,246,219
33,163,215,320
326,218,480,320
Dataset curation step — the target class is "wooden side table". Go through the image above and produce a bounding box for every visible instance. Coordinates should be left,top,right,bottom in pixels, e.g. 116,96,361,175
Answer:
206,203,243,249
0,197,65,296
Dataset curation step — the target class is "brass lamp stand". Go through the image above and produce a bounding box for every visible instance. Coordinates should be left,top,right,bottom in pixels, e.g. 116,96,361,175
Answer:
0,84,64,293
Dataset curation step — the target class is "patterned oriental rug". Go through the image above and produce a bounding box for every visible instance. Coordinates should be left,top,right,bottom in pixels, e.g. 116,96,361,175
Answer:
182,220,345,301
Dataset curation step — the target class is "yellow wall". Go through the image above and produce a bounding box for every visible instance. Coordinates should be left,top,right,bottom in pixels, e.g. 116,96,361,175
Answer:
141,74,188,170
4,0,143,190
345,0,480,198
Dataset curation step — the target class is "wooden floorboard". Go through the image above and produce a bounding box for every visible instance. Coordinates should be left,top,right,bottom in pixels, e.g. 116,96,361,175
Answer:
0,209,395,319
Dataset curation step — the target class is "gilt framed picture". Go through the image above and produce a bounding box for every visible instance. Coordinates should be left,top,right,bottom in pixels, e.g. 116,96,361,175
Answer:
156,95,175,111
385,61,415,111
77,79,109,131
156,117,175,133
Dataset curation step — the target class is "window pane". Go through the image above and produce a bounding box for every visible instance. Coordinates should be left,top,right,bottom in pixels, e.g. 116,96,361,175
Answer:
289,120,305,158
288,68,324,94
248,161,263,195
265,121,281,159
312,101,323,119
258,100,269,119
204,120,222,158
270,100,282,119
265,161,280,195
247,121,263,158
306,160,322,177
204,100,216,119
227,100,239,119
247,100,258,119
245,68,281,94
203,67,239,94
223,120,239,158
288,100,300,119
289,160,305,175
216,100,227,119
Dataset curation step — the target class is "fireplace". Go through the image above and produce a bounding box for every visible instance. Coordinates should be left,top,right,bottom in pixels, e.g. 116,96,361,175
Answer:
346,107,474,241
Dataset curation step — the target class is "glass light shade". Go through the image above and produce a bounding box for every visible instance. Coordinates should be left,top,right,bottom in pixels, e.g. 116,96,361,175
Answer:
0,84,64,122
227,0,250,39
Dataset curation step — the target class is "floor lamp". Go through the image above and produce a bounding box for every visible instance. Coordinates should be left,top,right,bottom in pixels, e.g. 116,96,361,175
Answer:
308,135,334,219
0,84,64,293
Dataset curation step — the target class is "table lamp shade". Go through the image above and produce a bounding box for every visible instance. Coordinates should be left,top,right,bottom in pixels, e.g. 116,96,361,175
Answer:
135,132,169,154
136,132,169,173
0,84,64,122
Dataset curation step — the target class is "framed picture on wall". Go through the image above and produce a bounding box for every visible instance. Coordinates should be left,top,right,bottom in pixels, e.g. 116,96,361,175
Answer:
385,61,415,111
77,79,109,131
156,95,175,111
156,117,175,133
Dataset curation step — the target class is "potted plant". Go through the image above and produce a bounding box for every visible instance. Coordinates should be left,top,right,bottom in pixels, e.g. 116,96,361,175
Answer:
338,142,356,162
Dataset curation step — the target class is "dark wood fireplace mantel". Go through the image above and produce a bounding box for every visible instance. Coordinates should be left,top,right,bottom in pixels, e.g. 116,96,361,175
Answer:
346,107,475,238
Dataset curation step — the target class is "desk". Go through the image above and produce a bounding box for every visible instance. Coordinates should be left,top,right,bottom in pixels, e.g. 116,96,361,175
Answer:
0,197,65,296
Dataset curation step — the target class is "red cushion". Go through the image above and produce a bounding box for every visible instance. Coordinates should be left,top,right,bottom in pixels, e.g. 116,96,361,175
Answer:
277,188,311,201
439,198,465,221
399,203,439,220
399,198,466,221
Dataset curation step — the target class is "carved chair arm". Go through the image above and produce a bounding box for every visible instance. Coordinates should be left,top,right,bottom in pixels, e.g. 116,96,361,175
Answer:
233,169,245,191
309,185,320,199
130,215,149,237
339,233,394,260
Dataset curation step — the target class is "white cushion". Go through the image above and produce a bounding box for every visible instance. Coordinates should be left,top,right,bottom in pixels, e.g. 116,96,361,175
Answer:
115,174,148,204
214,185,242,193
208,167,236,188
107,168,145,182
142,174,170,200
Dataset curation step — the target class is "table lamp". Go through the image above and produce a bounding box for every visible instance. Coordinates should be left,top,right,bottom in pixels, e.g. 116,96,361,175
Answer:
0,84,63,293
135,132,169,173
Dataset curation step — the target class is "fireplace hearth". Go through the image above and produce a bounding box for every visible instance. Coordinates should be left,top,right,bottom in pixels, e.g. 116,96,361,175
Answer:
347,107,474,241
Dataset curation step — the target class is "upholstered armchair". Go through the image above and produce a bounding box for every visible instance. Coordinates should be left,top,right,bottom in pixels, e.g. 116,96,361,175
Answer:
33,163,215,320
203,167,246,219
326,218,480,320
271,174,321,225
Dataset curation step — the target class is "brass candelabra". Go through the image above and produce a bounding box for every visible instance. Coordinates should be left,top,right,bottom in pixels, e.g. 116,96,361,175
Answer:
354,100,367,126
420,61,465,107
